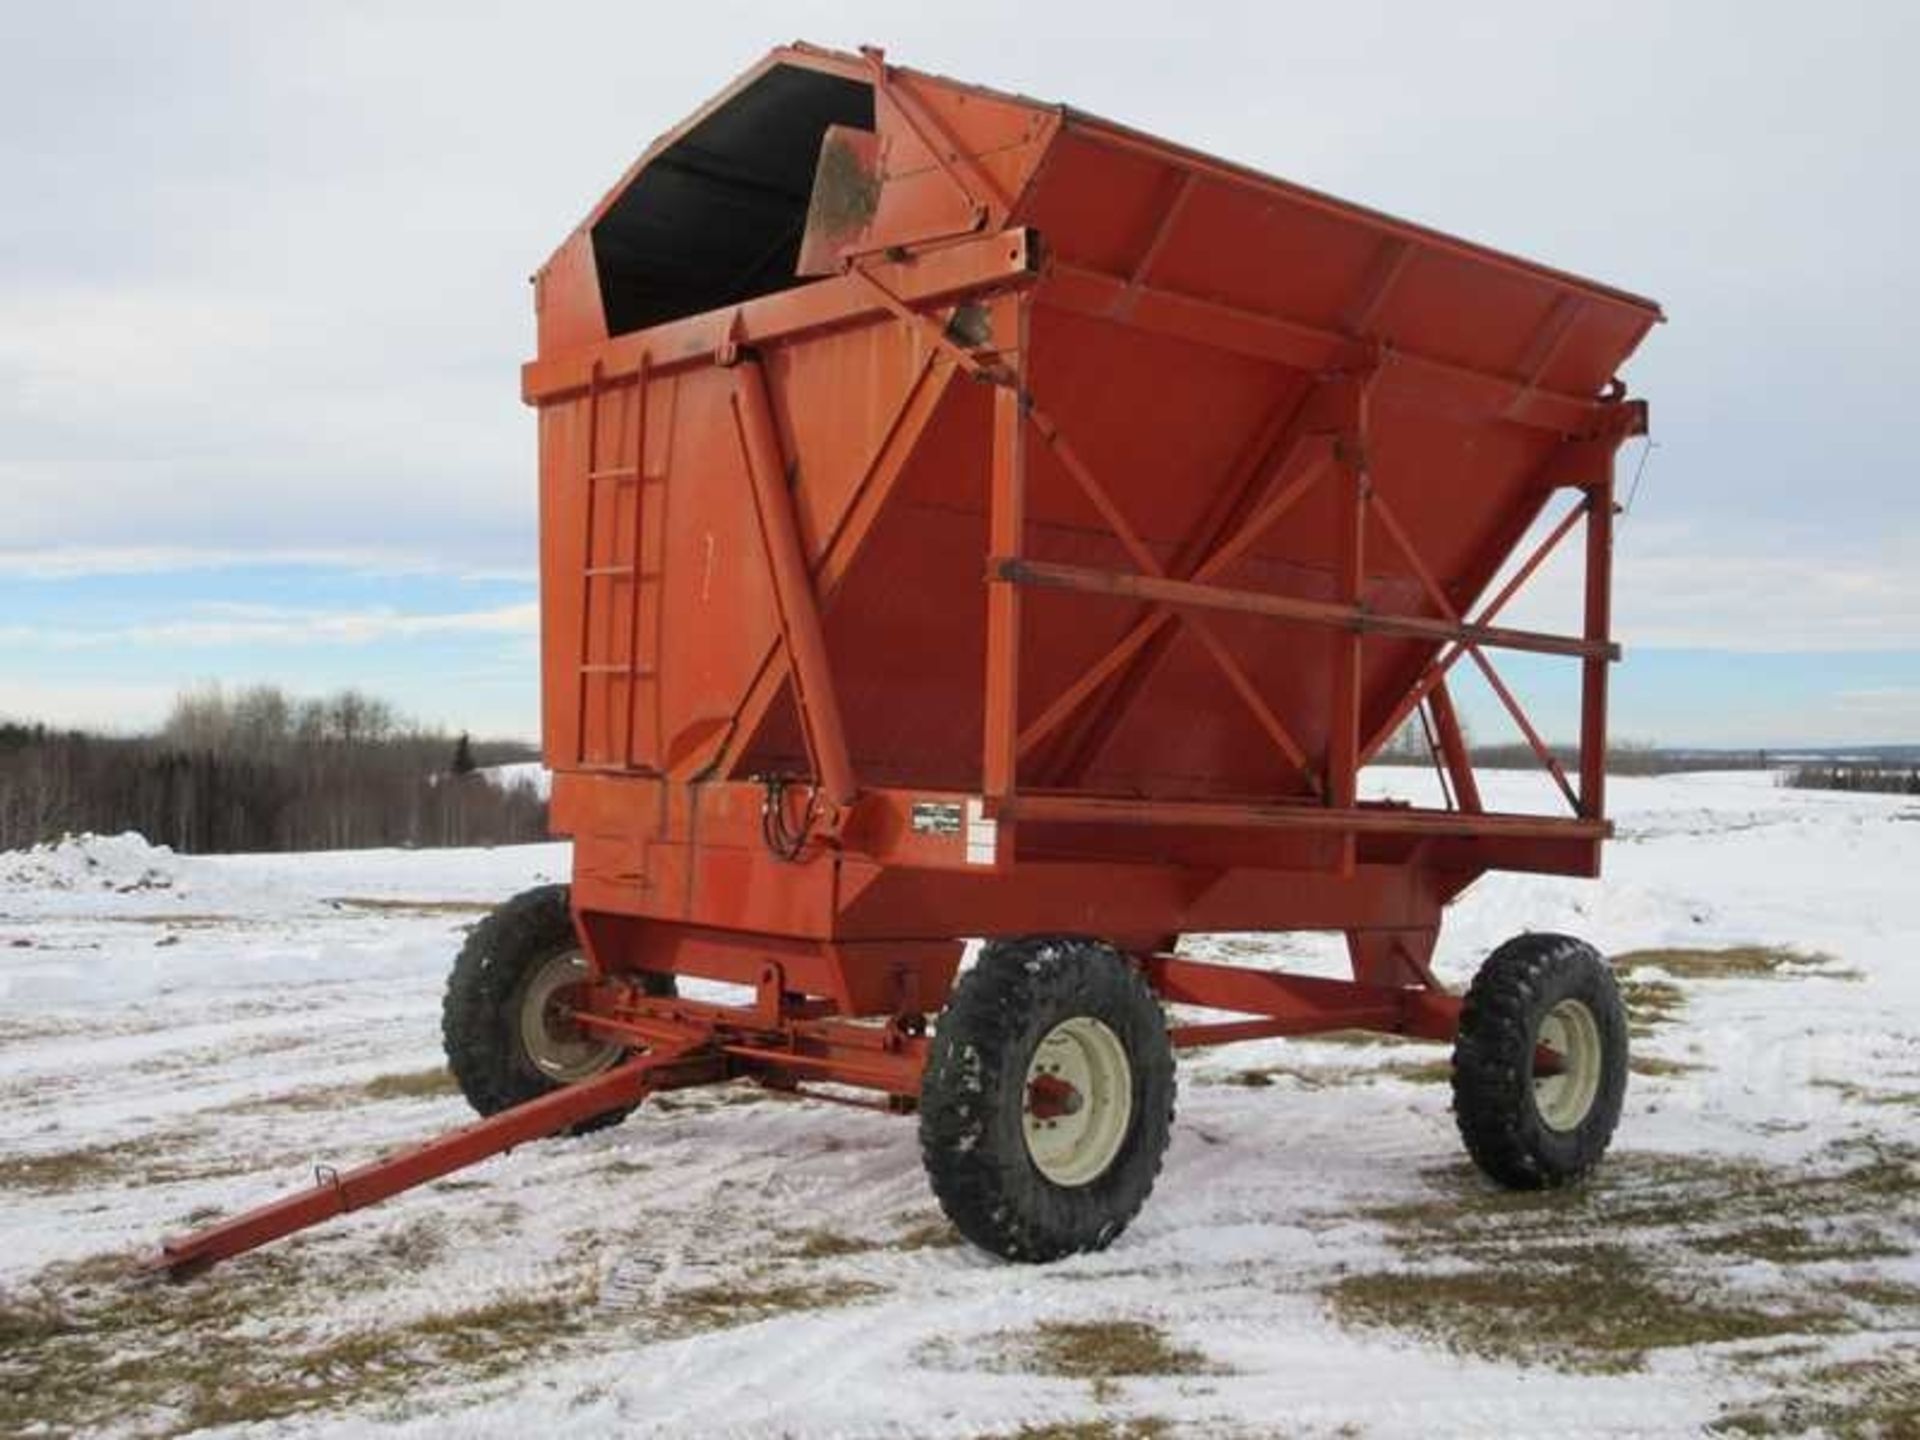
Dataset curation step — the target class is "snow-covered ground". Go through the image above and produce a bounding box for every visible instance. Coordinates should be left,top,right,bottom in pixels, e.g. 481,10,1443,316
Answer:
2,773,1916,1437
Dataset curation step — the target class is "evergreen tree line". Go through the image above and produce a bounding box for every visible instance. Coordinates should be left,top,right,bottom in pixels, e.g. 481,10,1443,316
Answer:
1783,764,1920,796
0,685,545,854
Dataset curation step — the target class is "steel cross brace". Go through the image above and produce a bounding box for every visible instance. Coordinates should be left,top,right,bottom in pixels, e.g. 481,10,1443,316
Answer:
1011,380,1350,772
1024,401,1322,792
1014,364,1381,816
1366,486,1580,812
1363,495,1590,764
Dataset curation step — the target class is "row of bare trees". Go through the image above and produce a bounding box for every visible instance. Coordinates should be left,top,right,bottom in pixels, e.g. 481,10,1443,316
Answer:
1369,716,1773,777
0,685,545,854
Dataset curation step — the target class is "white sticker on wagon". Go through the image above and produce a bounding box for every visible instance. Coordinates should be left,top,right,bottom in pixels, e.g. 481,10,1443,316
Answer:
965,797,999,866
910,801,964,836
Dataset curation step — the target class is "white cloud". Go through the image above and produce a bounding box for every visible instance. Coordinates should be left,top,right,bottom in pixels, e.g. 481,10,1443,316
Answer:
1485,517,1920,654
0,544,533,583
0,602,537,650
1618,542,1920,653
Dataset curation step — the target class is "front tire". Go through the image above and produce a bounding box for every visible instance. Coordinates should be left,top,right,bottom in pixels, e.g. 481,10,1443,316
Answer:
1452,932,1628,1189
442,884,669,1135
919,936,1176,1261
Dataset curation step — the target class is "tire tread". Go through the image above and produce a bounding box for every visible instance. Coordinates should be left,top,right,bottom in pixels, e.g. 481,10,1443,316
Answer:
919,935,1176,1262
1452,931,1627,1189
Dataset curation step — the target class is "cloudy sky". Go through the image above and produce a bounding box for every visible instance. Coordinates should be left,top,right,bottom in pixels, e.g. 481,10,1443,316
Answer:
2,1,1914,747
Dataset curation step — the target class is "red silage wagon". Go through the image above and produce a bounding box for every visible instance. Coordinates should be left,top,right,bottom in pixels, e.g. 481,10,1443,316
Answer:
158,43,1660,1274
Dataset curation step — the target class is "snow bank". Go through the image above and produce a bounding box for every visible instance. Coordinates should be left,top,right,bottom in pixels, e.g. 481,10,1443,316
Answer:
0,829,570,922
479,761,552,799
0,831,182,896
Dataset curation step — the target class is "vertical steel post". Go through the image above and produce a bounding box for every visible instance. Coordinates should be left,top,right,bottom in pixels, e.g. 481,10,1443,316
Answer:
731,356,859,811
1329,376,1370,873
1428,680,1483,813
983,305,1028,802
1579,476,1615,821
622,352,650,771
574,360,604,768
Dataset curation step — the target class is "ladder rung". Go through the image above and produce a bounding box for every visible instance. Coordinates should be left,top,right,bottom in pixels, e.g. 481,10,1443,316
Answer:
583,564,635,578
587,466,640,482
578,664,657,676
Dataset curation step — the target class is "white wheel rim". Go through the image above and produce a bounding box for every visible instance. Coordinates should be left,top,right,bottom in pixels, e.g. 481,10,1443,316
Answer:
519,950,621,1082
1022,1016,1134,1187
1534,997,1603,1131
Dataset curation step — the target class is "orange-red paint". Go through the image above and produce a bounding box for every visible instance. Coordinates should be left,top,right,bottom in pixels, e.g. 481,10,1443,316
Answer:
152,44,1658,1276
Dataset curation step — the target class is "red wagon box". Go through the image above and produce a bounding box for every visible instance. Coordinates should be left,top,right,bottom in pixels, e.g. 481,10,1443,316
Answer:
158,43,1659,1275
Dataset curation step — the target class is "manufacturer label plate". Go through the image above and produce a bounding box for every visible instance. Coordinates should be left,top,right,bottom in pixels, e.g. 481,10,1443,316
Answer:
910,801,964,836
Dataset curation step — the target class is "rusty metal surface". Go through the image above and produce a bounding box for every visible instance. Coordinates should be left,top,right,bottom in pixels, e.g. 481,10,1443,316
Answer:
796,125,882,275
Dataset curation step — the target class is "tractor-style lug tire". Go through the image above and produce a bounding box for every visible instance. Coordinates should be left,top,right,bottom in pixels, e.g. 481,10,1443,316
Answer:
1452,932,1628,1189
442,884,671,1136
919,936,1176,1262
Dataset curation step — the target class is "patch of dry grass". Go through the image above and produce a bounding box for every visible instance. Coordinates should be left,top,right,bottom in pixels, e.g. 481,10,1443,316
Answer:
1713,1343,1920,1437
1619,975,1686,1035
1612,945,1843,980
889,1218,963,1251
360,1067,458,1101
325,897,494,915
925,1318,1220,1392
785,1228,875,1260
0,1241,610,1436
667,1279,886,1337
1631,1053,1706,1078
221,1066,460,1115
999,1419,1172,1440
646,1080,775,1113
1218,1051,1451,1090
1330,1242,1816,1374
1606,946,1863,1039
1686,1222,1904,1265
0,1128,254,1194
1220,1065,1336,1091
1814,1077,1920,1109
1374,1057,1454,1085
1322,1142,1920,1427
1015,1321,1218,1381
176,1291,583,1432
1297,1029,1424,1047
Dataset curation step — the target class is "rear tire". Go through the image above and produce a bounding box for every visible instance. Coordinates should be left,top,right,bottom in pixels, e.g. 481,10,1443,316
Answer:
1452,932,1627,1189
442,884,671,1135
919,936,1175,1261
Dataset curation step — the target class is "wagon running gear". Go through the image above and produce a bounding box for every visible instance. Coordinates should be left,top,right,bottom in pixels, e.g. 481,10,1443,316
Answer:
443,884,671,1134
920,937,1176,1261
1451,933,1628,1188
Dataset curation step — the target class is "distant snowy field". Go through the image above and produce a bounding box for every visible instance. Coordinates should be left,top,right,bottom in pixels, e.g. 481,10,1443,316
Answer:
2,772,1915,1437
